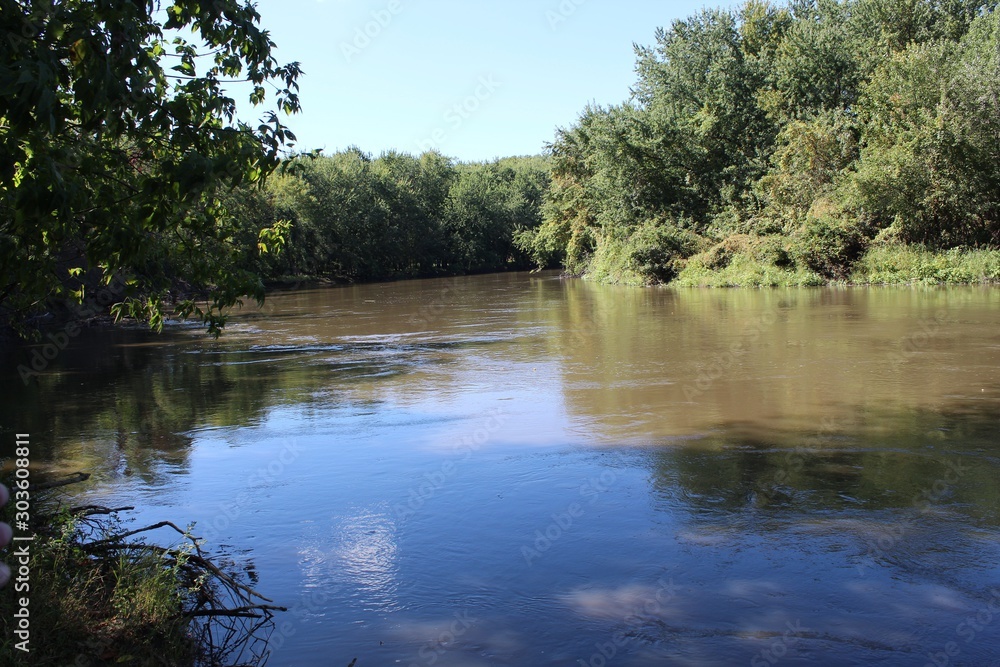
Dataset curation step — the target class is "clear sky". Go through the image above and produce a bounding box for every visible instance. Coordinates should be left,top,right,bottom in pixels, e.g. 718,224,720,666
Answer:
248,0,741,162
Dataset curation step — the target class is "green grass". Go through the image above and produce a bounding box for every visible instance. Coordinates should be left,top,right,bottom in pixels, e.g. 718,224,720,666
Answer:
849,245,1000,285
674,251,827,287
0,507,197,666
646,239,1000,288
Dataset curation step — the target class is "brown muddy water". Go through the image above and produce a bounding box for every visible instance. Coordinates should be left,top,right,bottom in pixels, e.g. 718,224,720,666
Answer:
2,272,1000,666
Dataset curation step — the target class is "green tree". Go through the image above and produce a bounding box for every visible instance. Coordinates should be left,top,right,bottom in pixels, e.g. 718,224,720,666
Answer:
851,0,994,60
538,0,1000,285
759,0,861,121
848,9,1000,247
635,7,775,219
0,0,300,335
757,109,859,228
444,163,519,272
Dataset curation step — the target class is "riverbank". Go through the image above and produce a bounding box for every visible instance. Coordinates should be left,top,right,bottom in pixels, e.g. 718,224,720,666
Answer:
0,473,282,665
678,244,1000,288
592,241,1000,288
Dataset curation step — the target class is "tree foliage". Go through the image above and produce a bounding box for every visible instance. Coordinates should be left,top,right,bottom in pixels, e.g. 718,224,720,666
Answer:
537,0,999,284
229,150,551,283
6,0,997,333
1,0,301,335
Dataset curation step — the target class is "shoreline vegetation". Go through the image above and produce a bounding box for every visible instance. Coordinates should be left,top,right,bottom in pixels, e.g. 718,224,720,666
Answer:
514,0,1000,290
658,244,1000,288
0,473,286,666
152,0,1000,297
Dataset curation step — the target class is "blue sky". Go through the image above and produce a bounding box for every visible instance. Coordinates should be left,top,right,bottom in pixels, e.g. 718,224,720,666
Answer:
247,0,741,162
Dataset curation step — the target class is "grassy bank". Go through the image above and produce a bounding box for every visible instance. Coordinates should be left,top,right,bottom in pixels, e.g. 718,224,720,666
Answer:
0,511,196,664
669,242,1000,288
848,246,1000,285
0,474,281,666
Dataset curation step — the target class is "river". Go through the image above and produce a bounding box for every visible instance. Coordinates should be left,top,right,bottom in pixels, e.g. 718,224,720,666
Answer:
4,272,1000,666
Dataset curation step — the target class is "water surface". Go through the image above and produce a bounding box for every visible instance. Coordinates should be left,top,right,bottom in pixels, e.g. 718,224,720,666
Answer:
3,273,1000,666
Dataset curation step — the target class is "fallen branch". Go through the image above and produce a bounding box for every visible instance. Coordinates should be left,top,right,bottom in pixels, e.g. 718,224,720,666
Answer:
68,504,135,516
186,604,289,618
84,539,275,603
29,471,90,491
87,520,196,548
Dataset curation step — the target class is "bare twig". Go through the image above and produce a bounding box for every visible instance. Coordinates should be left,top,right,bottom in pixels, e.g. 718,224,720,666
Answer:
68,504,135,516
87,520,196,547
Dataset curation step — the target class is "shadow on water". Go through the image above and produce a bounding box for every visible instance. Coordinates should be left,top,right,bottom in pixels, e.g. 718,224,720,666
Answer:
585,398,1000,666
654,399,1000,521
0,316,521,495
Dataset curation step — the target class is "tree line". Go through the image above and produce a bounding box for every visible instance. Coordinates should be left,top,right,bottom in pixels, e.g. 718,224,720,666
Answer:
517,0,1000,285
227,150,550,284
4,0,999,339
